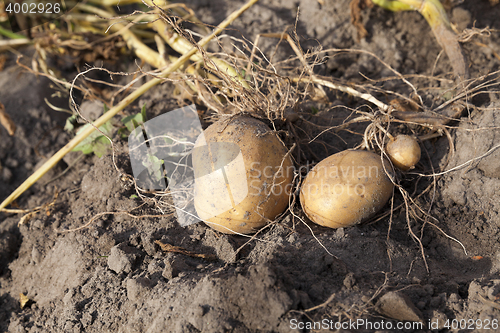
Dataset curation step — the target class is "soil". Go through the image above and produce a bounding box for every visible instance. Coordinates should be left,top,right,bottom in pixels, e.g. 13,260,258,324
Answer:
1,0,500,332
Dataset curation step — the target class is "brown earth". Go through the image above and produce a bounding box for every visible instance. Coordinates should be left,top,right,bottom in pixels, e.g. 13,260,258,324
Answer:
1,0,500,332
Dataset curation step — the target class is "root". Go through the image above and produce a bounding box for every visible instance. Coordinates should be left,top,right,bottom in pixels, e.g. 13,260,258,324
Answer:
58,201,170,233
0,191,59,227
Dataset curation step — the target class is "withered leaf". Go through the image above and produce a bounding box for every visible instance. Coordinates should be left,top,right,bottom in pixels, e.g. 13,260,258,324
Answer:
432,23,469,82
392,111,449,127
19,293,30,309
0,54,6,71
350,0,371,41
155,240,217,261
0,102,16,136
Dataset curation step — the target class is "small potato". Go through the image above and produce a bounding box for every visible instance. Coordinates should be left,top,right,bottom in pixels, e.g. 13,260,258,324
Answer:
300,150,394,228
386,135,421,171
193,116,294,234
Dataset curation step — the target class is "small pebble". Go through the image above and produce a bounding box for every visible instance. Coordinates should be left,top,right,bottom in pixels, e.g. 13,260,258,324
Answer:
32,219,44,229
376,291,424,323
343,272,356,289
5,157,18,168
1,167,13,182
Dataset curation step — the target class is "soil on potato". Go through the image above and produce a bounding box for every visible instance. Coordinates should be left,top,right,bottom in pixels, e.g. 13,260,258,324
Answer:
1,0,500,332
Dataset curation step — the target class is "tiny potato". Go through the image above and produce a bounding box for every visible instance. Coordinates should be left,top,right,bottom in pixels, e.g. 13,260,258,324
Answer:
193,116,294,234
300,150,394,229
386,135,421,171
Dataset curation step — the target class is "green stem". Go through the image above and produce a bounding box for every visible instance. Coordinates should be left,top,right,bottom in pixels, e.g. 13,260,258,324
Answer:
0,25,26,39
371,0,416,11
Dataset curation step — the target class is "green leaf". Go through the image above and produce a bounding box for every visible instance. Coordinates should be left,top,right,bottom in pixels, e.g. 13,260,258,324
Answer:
141,104,148,122
130,194,138,199
72,121,113,157
142,154,164,181
64,115,78,132
92,136,112,158
131,119,140,131
121,113,145,132
118,127,129,140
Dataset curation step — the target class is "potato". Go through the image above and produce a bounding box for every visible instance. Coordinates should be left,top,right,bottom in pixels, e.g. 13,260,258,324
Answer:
192,116,294,234
386,135,421,171
300,150,394,228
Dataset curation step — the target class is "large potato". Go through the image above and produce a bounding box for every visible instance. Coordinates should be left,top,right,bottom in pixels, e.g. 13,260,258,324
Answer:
193,116,294,234
300,150,394,228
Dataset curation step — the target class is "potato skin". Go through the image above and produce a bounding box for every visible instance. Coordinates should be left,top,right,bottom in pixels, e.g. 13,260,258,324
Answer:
300,150,394,228
386,135,421,171
193,116,294,234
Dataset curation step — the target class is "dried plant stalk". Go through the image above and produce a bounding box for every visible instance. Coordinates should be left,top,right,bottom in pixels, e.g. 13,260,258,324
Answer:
371,0,469,81
0,102,16,136
76,4,167,69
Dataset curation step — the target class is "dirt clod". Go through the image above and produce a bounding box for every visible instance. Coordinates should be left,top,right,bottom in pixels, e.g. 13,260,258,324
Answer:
376,291,425,323
107,243,140,274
